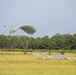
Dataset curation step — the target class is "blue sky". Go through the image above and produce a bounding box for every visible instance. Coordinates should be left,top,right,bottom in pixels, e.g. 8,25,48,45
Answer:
0,0,76,38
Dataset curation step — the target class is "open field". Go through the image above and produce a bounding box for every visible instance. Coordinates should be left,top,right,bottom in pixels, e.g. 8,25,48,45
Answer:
0,52,76,75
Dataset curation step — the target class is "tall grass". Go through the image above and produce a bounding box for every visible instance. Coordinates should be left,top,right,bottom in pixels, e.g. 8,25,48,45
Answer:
0,49,76,53
0,52,76,75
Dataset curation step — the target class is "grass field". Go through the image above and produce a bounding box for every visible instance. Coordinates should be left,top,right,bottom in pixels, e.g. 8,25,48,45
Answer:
0,52,76,75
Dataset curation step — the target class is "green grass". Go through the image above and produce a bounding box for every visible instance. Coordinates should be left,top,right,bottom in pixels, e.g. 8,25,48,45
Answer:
0,52,76,75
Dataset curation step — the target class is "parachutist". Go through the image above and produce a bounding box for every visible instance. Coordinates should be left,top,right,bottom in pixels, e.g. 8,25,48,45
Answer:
4,24,7,27
61,50,65,55
9,24,36,54
48,51,51,55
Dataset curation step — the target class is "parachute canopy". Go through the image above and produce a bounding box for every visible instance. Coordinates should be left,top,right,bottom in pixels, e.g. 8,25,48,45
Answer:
9,24,36,35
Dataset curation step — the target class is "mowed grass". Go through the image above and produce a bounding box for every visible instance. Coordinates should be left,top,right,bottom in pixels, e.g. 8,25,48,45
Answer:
0,52,76,75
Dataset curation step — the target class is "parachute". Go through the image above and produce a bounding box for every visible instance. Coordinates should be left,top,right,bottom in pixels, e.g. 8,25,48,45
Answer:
9,24,36,35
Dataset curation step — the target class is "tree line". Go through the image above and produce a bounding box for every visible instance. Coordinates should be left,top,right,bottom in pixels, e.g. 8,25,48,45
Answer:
0,33,76,50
